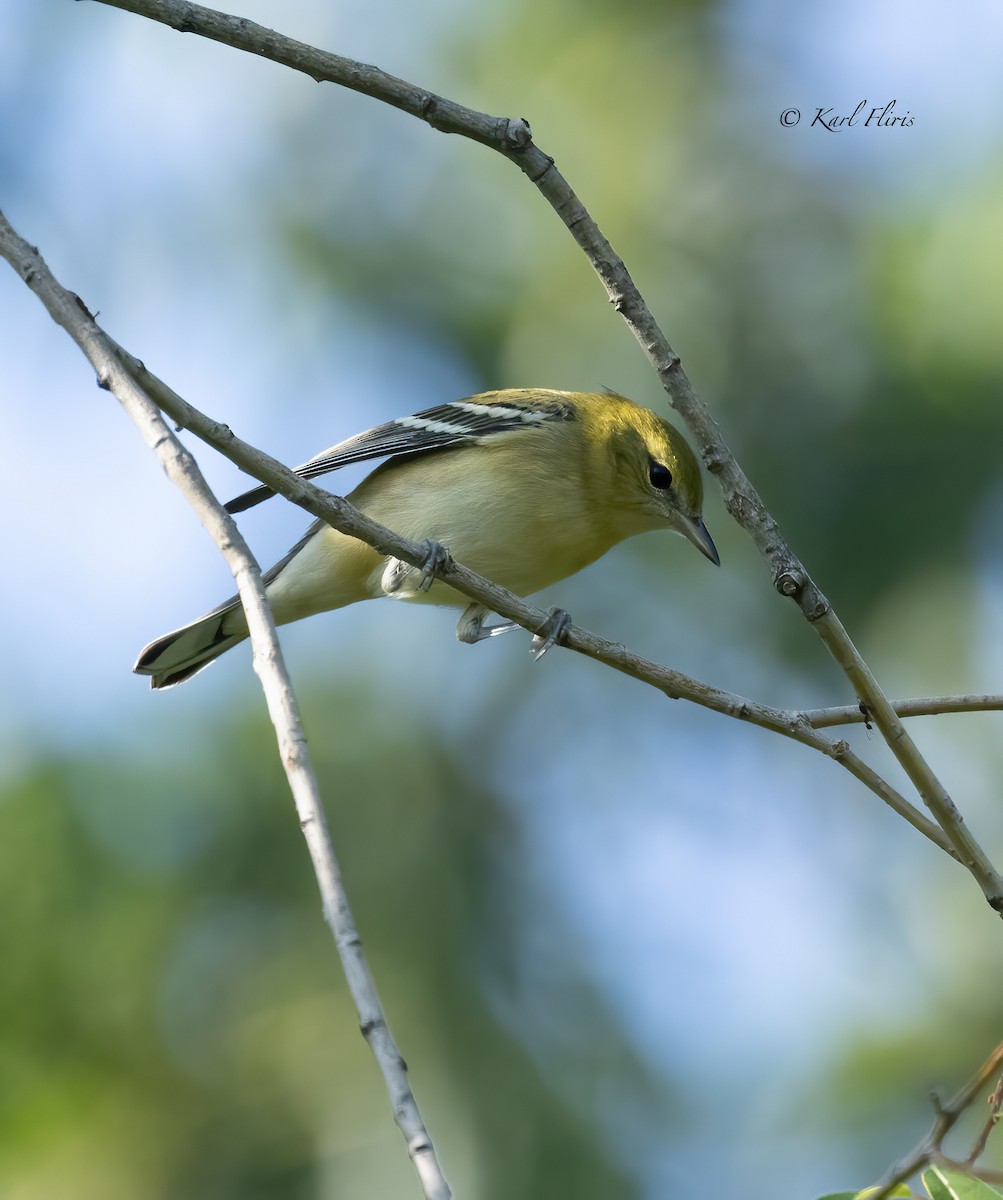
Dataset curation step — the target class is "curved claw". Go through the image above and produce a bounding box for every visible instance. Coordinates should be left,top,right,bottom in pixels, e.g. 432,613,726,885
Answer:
455,603,519,644
382,539,451,596
418,539,450,592
455,603,572,659
530,607,572,662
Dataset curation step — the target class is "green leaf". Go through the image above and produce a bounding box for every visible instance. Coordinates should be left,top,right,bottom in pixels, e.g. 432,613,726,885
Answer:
922,1166,1003,1200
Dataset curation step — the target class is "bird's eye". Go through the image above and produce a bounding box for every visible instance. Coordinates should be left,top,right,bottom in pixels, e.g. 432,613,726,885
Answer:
649,462,673,490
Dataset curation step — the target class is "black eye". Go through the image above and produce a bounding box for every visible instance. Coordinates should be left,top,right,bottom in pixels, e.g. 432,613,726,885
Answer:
649,462,673,490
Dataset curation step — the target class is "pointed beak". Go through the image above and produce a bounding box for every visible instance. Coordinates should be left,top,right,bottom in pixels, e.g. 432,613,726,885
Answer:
679,515,720,566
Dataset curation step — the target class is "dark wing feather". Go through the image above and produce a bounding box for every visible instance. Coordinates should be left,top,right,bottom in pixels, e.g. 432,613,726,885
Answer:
224,395,574,514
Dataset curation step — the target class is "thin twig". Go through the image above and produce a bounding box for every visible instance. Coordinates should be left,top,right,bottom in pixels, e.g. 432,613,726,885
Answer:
0,213,451,1200
0,211,961,862
809,612,1003,907
82,0,1003,913
805,696,1003,729
966,1073,1003,1165
868,1041,1003,1200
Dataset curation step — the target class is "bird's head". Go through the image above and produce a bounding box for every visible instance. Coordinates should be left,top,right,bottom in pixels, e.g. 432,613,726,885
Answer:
602,398,720,566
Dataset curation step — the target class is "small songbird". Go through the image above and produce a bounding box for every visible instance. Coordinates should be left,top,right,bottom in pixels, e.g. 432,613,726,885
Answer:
134,389,719,688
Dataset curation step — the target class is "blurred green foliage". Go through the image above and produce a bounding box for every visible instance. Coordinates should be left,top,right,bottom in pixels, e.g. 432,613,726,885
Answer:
1,681,663,1197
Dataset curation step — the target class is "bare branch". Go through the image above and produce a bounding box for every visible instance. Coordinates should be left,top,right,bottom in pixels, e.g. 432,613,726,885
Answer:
0,210,963,865
82,0,1003,913
868,1041,1003,1200
806,695,1003,729
0,211,451,1200
965,1072,1003,1166
82,0,532,150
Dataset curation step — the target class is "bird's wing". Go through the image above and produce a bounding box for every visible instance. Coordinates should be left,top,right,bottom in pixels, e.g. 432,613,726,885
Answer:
224,394,575,513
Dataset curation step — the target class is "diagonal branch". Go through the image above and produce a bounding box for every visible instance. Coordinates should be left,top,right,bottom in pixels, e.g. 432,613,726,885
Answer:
82,0,1003,912
0,209,962,862
0,214,451,1200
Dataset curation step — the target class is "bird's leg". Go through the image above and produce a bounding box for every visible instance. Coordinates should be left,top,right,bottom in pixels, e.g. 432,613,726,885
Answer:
382,540,451,596
455,603,572,661
455,603,520,644
530,607,572,661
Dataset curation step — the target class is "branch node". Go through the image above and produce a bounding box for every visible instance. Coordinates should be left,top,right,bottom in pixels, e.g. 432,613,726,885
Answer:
360,1016,386,1039
506,116,533,146
805,597,831,621
774,569,804,599
69,293,95,322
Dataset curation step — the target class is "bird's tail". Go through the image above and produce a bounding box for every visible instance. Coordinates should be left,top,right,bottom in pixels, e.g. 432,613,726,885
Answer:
134,599,247,689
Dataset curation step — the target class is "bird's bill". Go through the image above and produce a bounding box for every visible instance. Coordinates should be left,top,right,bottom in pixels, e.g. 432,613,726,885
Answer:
679,516,720,566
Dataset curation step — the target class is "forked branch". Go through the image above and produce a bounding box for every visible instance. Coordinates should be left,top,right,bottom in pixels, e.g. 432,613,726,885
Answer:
868,1041,1003,1200
82,0,1003,911
0,209,965,863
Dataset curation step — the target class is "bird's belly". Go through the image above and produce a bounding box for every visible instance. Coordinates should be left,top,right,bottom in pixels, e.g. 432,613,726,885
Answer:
375,522,608,608
353,450,615,607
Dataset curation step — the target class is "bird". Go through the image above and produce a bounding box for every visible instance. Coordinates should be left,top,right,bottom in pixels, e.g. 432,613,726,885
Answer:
134,388,719,689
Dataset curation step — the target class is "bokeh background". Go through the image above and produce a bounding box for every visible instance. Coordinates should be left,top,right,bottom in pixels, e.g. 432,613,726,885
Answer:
3,1,1003,1197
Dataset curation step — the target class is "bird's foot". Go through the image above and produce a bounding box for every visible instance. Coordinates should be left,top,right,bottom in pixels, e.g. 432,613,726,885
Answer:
382,540,450,596
455,603,519,644
417,540,450,592
455,603,572,661
530,607,572,662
